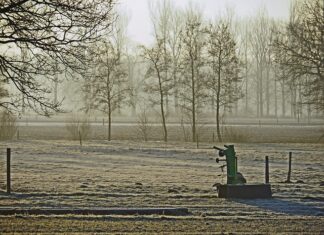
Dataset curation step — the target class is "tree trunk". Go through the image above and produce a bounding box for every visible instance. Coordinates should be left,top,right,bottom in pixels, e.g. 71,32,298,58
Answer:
290,85,297,118
260,68,264,117
173,69,179,113
160,99,167,142
191,56,196,142
156,66,168,142
281,82,286,117
266,65,270,116
274,80,278,118
108,107,111,141
298,83,303,118
244,42,249,115
216,59,222,142
54,75,58,104
256,66,260,117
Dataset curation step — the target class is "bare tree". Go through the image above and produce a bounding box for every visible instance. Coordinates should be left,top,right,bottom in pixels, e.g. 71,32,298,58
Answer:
141,39,171,142
249,9,272,117
168,8,184,113
179,6,207,142
149,0,186,115
136,108,151,142
89,17,129,141
206,20,241,142
272,27,291,117
126,50,138,116
235,19,252,115
273,0,324,111
0,0,116,115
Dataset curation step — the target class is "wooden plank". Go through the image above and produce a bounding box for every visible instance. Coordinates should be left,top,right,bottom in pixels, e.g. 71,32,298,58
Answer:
217,184,272,199
0,207,189,216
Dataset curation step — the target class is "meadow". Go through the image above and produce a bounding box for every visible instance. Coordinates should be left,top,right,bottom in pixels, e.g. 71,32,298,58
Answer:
0,120,323,233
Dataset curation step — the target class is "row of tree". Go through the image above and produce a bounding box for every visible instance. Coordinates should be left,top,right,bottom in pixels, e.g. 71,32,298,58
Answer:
0,0,323,142
80,0,323,141
81,2,241,142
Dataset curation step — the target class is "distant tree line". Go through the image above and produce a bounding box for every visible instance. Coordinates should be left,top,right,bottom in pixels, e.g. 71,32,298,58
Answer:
0,0,323,142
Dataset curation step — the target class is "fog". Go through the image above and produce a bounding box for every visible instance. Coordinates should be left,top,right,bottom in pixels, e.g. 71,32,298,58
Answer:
0,1,323,233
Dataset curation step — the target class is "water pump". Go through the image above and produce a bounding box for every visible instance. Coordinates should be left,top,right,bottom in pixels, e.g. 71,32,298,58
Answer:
214,145,246,185
214,145,272,199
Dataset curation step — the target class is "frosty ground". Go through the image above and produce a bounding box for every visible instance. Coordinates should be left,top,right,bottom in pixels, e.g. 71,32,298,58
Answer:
0,124,323,233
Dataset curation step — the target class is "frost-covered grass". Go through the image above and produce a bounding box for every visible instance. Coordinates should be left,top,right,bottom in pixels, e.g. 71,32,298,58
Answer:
0,138,323,233
0,215,322,233
15,123,324,143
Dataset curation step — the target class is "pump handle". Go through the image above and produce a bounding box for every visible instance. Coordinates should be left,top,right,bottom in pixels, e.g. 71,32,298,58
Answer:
213,146,224,151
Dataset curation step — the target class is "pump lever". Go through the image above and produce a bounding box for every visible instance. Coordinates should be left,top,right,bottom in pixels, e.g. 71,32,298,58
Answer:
219,164,226,172
213,146,224,151
216,158,226,163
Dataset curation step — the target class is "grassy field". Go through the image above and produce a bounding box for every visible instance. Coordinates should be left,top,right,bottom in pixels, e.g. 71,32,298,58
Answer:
16,121,324,143
1,215,321,233
0,124,323,233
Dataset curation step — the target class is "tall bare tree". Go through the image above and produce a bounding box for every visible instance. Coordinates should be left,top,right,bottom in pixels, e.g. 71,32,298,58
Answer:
235,19,252,115
149,0,173,112
126,49,139,116
179,6,207,142
168,7,184,113
273,0,324,111
206,20,241,142
89,17,128,141
249,9,271,117
141,39,171,142
0,0,116,115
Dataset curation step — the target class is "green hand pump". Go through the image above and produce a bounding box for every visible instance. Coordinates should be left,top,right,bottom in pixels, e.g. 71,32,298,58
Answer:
214,145,245,184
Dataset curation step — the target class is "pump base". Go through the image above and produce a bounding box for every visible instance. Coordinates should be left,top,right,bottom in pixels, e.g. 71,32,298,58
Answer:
217,184,272,199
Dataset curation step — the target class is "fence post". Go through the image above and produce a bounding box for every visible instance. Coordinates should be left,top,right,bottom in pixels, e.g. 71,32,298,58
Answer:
79,130,82,146
7,148,11,194
286,152,292,183
265,156,269,184
196,135,199,149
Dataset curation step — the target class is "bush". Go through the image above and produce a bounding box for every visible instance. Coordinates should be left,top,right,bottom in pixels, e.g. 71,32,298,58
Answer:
65,115,91,141
179,115,191,142
0,111,17,140
222,126,250,143
136,110,151,141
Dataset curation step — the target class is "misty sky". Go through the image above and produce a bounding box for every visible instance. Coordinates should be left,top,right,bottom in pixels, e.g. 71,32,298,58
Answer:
119,0,292,44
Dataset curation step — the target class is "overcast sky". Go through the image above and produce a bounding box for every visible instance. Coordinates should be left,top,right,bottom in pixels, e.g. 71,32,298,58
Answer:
119,0,292,45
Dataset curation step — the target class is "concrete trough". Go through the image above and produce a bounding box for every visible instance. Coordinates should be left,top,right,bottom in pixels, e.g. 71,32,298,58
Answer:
217,184,272,199
0,207,190,216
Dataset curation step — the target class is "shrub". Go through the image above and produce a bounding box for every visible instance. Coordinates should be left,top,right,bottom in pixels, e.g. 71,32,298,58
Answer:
65,115,91,141
179,115,191,142
222,126,250,143
0,111,17,140
136,110,151,141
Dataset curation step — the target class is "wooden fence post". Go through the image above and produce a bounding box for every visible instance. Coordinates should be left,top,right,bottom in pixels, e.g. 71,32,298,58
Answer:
196,135,199,149
7,148,11,194
286,152,292,183
79,130,82,146
265,156,269,184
